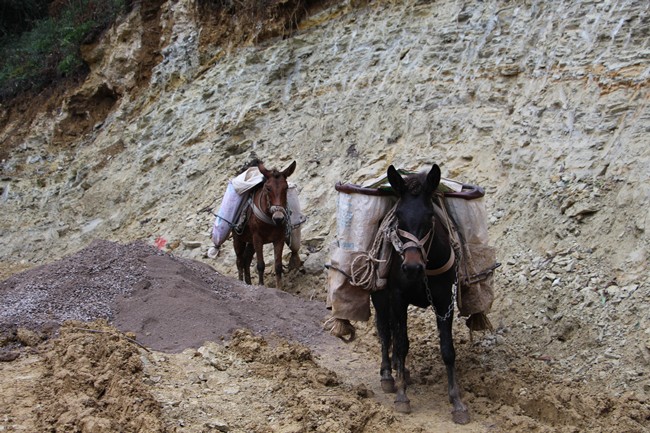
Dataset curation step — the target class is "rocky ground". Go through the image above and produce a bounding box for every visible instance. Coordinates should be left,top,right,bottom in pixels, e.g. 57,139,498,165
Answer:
1,0,649,431
1,240,647,432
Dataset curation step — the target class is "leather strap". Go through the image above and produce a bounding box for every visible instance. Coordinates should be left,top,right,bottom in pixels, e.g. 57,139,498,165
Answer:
425,247,455,276
396,228,431,259
250,197,275,225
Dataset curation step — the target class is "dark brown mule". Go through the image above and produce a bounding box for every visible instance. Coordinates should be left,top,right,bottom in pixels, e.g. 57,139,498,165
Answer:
232,161,296,289
370,163,469,424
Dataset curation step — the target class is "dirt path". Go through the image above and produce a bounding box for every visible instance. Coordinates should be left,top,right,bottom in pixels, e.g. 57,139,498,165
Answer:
0,241,647,432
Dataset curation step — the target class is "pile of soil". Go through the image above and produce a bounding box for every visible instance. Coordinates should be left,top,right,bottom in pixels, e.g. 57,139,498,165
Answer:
0,239,331,353
36,321,167,432
0,239,401,433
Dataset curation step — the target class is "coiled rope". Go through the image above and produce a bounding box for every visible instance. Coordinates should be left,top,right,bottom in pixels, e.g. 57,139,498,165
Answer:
348,205,397,291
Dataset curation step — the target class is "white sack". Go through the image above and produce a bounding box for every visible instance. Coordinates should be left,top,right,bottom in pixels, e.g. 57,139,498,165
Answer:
212,182,246,247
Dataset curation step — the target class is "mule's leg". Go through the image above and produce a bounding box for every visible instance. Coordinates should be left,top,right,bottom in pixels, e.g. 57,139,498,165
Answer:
392,302,411,413
272,240,284,289
288,251,301,271
252,237,265,286
437,314,469,424
242,243,254,285
232,236,245,282
371,291,395,393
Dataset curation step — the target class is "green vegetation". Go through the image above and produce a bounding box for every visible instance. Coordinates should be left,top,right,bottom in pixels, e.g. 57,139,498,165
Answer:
0,0,130,100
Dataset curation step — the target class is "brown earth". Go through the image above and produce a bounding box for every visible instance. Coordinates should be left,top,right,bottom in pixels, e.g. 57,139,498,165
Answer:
0,240,647,432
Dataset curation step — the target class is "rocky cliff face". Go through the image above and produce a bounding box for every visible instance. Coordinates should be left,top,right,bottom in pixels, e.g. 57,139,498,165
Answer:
1,0,648,399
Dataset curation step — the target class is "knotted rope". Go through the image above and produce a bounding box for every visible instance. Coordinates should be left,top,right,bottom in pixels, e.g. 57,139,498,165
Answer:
348,198,459,292
348,205,397,291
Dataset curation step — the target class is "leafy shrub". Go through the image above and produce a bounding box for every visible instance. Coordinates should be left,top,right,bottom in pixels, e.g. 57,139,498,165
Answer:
0,0,130,100
0,0,50,37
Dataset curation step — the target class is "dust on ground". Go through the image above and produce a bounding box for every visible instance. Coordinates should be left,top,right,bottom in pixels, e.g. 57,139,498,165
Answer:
1,240,647,432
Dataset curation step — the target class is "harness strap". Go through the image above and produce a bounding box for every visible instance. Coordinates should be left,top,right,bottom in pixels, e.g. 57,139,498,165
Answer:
425,247,455,276
250,197,275,225
396,228,431,259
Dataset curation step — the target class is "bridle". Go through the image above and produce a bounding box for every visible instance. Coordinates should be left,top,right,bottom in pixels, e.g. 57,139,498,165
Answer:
248,181,293,244
396,228,432,262
251,183,289,225
391,218,455,277
390,205,457,321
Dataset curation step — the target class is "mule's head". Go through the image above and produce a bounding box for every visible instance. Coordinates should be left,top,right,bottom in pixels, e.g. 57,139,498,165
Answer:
259,160,296,226
387,163,441,280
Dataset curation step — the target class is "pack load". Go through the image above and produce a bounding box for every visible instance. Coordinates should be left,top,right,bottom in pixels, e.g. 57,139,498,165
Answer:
211,166,306,253
326,168,498,331
326,186,396,321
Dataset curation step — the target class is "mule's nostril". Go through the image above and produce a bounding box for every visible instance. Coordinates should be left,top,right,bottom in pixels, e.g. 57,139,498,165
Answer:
402,262,424,276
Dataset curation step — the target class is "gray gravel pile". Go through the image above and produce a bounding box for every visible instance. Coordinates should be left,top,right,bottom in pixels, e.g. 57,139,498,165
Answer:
0,240,161,329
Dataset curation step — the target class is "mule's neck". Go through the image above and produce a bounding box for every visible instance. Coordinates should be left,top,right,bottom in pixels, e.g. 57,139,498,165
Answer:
425,217,454,274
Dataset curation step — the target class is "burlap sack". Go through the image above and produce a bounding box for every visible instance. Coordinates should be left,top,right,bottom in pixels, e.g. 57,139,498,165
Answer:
443,195,498,327
326,190,395,321
287,184,305,253
326,245,371,321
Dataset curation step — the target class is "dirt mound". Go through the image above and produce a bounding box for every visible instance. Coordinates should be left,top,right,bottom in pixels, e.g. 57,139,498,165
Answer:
0,240,154,330
112,249,332,352
36,321,168,432
144,329,396,432
0,239,332,352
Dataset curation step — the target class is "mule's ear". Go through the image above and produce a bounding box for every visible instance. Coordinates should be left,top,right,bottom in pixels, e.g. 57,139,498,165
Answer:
258,163,271,178
387,165,406,196
425,163,441,196
282,160,297,178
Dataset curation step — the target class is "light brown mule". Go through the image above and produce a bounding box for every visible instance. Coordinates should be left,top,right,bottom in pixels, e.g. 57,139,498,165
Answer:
232,161,296,289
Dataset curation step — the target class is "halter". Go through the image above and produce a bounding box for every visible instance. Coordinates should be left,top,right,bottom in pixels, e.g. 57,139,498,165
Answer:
391,219,455,277
251,184,289,225
396,228,432,261
249,183,293,244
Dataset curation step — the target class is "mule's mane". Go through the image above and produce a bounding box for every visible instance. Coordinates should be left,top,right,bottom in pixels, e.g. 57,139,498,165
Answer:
403,172,427,195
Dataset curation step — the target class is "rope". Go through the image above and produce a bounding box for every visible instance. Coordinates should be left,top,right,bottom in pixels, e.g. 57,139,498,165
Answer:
349,205,397,291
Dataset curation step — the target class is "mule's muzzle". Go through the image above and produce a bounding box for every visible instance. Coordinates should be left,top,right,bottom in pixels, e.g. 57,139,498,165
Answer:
401,248,425,280
272,212,286,226
269,205,287,226
401,262,424,279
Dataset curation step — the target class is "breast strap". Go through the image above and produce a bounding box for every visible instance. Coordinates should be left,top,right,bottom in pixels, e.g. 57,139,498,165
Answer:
425,247,455,276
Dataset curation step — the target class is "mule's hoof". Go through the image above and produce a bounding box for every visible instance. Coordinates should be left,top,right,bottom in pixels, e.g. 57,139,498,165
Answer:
394,400,411,414
452,409,470,425
380,378,396,393
288,253,301,270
